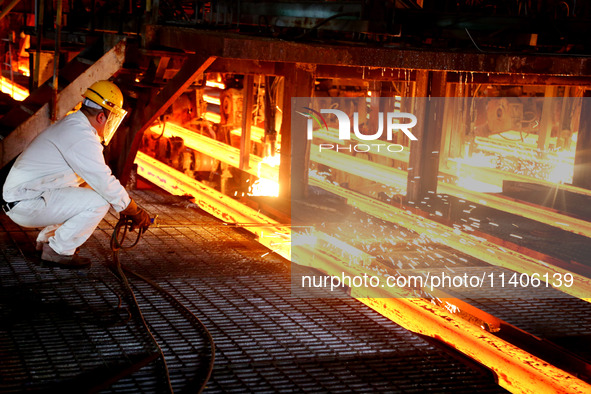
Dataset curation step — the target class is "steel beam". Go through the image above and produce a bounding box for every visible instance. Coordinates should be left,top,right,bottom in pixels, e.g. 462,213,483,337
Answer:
407,70,446,203
573,90,591,189
239,74,254,170
446,73,591,87
116,53,216,183
0,40,126,169
145,25,591,77
149,122,279,182
208,58,279,76
279,63,315,200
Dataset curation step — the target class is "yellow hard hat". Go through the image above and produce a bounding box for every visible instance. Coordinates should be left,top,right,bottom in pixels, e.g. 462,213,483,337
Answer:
82,80,128,146
82,80,124,112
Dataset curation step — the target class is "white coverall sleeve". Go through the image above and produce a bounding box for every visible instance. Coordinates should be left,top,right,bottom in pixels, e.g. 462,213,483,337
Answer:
62,137,131,212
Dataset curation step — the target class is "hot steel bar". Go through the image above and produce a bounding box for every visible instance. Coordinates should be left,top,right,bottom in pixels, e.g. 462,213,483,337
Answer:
150,122,279,182
294,244,591,394
310,147,591,238
135,152,289,259
309,177,591,302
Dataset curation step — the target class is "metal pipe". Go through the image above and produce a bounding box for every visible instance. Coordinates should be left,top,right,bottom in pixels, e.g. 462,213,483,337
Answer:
33,0,43,89
51,0,62,122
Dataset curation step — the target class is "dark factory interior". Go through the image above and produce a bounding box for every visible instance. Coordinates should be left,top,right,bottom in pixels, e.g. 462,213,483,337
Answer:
2,1,591,393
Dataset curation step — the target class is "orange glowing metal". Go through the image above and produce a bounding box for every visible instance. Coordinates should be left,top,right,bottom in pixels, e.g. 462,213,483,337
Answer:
445,147,590,198
358,296,591,394
310,147,408,189
150,122,279,183
437,181,591,239
309,177,591,302
316,126,591,203
311,230,503,331
203,94,221,105
134,151,290,259
250,155,281,197
17,64,30,77
0,77,28,101
472,135,574,182
206,80,225,89
204,112,221,123
293,244,591,393
311,146,591,239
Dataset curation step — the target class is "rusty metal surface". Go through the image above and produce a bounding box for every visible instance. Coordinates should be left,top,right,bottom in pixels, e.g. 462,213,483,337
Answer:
144,25,591,77
0,39,126,169
0,189,506,392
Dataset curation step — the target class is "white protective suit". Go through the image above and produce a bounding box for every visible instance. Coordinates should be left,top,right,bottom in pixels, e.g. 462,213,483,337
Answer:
3,110,131,255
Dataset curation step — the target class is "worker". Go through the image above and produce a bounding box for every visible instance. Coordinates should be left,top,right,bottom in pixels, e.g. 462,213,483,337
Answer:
2,80,151,268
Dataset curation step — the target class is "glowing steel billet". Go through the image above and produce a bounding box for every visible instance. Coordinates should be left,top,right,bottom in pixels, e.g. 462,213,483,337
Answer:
437,181,591,239
294,244,591,394
475,136,572,164
309,177,591,302
311,147,591,239
203,94,221,105
0,77,28,101
150,123,279,182
316,126,589,199
310,147,408,189
358,296,591,394
446,160,591,198
313,128,410,162
206,80,225,89
203,112,221,123
135,152,289,259
229,126,264,141
302,230,503,331
18,64,30,77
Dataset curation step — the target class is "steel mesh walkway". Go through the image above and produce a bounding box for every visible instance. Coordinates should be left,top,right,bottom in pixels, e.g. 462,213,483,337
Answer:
0,190,506,392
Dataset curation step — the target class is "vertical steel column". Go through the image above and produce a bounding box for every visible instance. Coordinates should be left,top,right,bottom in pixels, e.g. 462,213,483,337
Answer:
239,74,254,170
33,0,44,90
278,63,314,200
264,75,277,158
573,90,591,189
50,0,62,122
406,70,447,204
537,85,559,154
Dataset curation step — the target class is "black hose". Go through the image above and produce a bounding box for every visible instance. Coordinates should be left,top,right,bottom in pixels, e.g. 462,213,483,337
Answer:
109,216,216,393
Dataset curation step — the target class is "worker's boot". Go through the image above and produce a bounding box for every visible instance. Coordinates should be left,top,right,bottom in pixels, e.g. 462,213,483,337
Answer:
37,241,79,254
41,243,91,268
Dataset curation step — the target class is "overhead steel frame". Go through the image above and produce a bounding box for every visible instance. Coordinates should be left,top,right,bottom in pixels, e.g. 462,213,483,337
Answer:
126,25,591,202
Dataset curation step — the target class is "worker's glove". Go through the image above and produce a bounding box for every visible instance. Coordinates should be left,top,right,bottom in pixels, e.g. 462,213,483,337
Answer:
120,199,151,232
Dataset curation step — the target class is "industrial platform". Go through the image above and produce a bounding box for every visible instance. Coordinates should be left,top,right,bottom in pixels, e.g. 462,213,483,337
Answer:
0,189,506,393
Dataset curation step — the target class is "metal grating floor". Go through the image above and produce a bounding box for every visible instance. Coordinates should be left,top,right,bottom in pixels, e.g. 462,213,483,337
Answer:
0,190,506,393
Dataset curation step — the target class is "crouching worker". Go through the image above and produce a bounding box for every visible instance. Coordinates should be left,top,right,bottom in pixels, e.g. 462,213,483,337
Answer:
2,80,151,268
